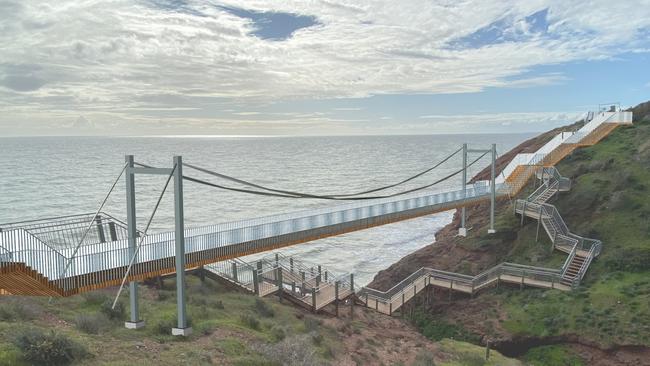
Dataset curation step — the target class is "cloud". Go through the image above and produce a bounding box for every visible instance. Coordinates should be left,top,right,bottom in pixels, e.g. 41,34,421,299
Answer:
1,75,46,92
1,0,649,134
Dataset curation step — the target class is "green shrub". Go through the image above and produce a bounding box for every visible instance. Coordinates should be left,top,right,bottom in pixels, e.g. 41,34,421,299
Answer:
12,328,87,365
239,313,260,330
254,299,275,318
0,345,22,366
81,292,108,306
411,350,436,366
0,300,40,321
100,300,125,321
254,335,321,366
310,332,323,346
411,311,480,343
74,313,109,334
524,345,584,366
270,325,286,342
603,249,650,272
303,316,322,333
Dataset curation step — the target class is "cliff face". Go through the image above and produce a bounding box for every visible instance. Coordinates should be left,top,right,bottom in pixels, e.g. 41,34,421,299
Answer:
367,122,582,291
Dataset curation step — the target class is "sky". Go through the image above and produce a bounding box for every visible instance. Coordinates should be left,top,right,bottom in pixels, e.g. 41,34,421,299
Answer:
1,0,649,136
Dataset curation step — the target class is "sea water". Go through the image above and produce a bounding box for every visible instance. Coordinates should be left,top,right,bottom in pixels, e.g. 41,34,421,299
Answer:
0,134,531,285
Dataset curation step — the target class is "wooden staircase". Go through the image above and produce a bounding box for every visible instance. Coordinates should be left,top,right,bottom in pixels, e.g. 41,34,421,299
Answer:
561,254,586,286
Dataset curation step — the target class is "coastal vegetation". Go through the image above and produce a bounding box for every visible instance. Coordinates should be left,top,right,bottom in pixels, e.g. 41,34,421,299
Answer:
404,102,650,363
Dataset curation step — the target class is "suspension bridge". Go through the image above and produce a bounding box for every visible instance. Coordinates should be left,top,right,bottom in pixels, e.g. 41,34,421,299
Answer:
0,109,632,335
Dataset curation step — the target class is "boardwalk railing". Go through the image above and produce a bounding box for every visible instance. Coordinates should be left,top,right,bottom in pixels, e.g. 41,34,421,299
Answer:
359,262,564,314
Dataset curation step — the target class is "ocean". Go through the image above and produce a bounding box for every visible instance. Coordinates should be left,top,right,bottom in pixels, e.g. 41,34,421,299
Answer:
0,134,532,285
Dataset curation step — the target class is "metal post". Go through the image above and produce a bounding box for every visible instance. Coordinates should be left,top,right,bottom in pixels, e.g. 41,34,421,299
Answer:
277,267,283,303
232,262,238,282
108,222,118,241
172,156,191,336
124,155,143,330
334,281,339,317
253,268,260,295
349,273,354,319
488,144,496,234
459,143,468,237
536,206,542,242
289,258,294,273
96,215,106,243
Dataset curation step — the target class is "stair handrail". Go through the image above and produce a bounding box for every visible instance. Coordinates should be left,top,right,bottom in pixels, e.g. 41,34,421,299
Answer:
575,245,597,285
361,260,564,305
560,245,577,277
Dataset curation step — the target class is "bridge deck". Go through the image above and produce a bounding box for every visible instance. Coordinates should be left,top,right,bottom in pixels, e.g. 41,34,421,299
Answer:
1,182,501,296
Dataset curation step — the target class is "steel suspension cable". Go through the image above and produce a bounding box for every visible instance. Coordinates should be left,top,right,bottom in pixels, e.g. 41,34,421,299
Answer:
59,162,128,280
183,146,463,199
137,150,488,201
134,162,302,199
111,164,176,309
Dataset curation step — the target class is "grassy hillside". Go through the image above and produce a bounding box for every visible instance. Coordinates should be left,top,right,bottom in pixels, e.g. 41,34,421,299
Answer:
0,273,526,366
410,106,650,363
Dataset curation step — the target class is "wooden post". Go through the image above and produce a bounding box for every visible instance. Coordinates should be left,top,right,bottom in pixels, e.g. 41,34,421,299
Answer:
311,287,317,313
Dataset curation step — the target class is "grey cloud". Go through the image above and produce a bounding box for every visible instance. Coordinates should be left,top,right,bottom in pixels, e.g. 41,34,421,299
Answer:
1,75,46,92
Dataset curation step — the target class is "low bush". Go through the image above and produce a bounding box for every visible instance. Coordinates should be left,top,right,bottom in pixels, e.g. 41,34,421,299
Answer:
81,292,108,306
100,300,125,321
270,325,286,342
239,313,260,330
0,300,40,321
74,313,109,334
12,328,87,365
603,249,650,272
411,311,480,343
303,316,322,333
254,299,275,318
412,350,436,366
254,335,322,366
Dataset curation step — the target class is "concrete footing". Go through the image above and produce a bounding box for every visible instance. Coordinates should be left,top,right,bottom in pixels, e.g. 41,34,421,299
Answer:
488,229,496,234
172,327,193,336
458,228,467,237
124,320,145,329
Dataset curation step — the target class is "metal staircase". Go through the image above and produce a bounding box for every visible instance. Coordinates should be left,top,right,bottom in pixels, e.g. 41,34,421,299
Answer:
514,167,601,288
